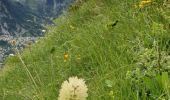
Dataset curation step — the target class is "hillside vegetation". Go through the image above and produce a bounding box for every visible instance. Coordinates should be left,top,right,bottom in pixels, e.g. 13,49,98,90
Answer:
0,0,170,99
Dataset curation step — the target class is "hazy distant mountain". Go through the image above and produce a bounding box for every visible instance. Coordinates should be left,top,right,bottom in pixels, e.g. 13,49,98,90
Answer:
0,0,73,36
0,0,73,63
12,0,72,17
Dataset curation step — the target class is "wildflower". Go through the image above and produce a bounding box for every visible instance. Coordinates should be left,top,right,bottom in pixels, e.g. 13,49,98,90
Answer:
139,0,152,8
64,52,69,62
58,77,88,100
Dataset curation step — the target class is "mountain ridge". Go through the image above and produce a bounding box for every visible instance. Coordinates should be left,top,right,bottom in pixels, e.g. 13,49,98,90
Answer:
0,0,73,36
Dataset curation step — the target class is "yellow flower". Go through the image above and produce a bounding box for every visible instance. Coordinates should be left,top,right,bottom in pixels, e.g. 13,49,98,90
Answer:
58,77,88,100
139,0,152,8
64,52,69,62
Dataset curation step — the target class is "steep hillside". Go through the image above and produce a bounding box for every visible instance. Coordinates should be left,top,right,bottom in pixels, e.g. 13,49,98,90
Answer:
0,0,170,99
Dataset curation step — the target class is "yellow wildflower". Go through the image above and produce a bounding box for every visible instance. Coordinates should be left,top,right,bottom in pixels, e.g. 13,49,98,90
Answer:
64,52,69,62
139,0,152,8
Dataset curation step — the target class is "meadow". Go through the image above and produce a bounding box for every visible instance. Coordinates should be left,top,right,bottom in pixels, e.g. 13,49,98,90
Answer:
0,0,170,99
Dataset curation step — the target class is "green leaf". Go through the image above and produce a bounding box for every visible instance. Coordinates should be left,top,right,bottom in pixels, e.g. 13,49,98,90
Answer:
105,80,113,88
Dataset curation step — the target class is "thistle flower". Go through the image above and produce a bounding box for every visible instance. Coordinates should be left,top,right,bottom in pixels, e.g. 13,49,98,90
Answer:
58,77,88,100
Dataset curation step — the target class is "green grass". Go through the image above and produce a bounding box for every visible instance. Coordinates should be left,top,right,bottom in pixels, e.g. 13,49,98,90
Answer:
0,0,170,99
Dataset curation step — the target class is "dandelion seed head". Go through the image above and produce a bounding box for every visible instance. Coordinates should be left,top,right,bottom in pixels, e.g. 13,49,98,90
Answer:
58,77,88,100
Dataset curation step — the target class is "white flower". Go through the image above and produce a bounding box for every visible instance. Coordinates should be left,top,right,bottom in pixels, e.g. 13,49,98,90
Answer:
58,77,88,100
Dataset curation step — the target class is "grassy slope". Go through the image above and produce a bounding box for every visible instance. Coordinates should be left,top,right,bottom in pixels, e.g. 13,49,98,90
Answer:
0,0,170,99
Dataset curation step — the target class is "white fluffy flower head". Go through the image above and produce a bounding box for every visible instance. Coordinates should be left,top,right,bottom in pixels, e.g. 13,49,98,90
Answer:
58,76,88,100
